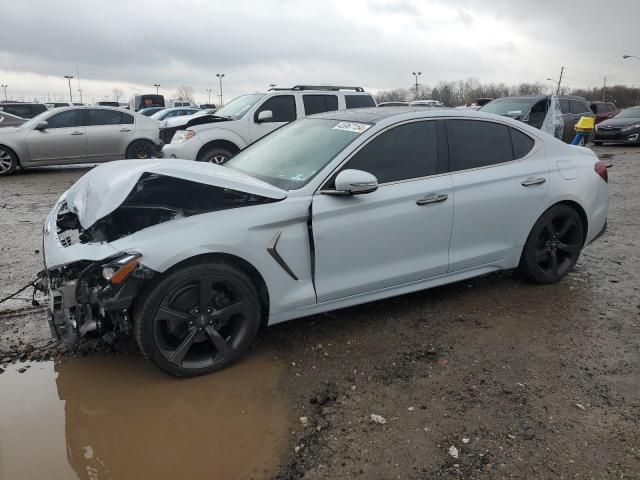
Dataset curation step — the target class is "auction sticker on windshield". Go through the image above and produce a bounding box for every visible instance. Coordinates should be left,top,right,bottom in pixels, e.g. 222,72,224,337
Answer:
333,122,372,134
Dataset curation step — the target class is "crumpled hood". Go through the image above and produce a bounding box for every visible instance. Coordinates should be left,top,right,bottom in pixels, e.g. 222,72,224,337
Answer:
64,159,287,229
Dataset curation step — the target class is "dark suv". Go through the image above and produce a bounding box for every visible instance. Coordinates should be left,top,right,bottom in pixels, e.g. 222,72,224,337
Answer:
479,95,594,143
0,102,48,119
590,101,619,124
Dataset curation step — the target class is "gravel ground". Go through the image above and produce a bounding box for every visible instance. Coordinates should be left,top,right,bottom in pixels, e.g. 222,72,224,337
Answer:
1,147,639,479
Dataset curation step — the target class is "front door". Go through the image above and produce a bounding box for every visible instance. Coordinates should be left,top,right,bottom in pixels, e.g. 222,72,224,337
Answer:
26,109,87,163
249,95,297,143
445,119,550,271
313,120,454,302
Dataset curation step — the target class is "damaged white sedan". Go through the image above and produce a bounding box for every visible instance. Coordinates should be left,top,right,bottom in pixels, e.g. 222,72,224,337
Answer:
42,108,609,376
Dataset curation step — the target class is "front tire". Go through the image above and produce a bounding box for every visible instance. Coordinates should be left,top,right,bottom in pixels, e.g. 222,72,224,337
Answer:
518,204,584,284
134,261,262,377
197,145,233,164
126,140,155,159
0,146,18,176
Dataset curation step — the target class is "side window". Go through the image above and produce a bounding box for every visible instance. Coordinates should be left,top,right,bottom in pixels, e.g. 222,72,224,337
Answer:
121,112,134,124
345,95,376,109
511,128,535,159
303,95,338,115
46,110,86,129
343,121,438,184
255,95,296,123
570,100,587,114
559,99,570,114
447,120,513,171
87,109,123,126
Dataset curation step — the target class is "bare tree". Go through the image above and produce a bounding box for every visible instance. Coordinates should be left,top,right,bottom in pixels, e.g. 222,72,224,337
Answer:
112,88,124,103
175,85,195,102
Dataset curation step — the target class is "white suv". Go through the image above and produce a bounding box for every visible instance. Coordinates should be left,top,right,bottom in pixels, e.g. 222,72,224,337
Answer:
161,85,376,163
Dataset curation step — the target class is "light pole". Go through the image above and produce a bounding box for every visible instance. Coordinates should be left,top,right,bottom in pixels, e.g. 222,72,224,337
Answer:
206,88,213,104
78,89,83,103
546,78,560,94
64,75,74,102
1,84,7,102
216,73,225,106
154,83,160,95
412,72,421,99
623,54,640,61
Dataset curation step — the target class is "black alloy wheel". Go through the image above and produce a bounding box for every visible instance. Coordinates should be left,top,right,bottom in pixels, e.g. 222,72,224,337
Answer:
126,140,155,159
519,204,584,284
135,262,261,376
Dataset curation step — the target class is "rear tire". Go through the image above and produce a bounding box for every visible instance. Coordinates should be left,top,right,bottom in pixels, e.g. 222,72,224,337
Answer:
197,145,233,164
126,140,155,159
593,141,603,146
134,261,261,377
518,204,584,284
0,146,18,176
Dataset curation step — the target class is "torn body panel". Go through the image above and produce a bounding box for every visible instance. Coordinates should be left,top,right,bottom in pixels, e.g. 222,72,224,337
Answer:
43,160,295,345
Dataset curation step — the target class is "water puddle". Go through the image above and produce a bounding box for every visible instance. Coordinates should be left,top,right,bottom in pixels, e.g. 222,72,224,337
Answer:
0,351,290,480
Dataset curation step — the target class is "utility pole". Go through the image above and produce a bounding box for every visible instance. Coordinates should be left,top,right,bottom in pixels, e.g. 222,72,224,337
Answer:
555,66,564,95
602,77,607,101
1,84,7,102
64,75,74,102
216,73,225,106
412,71,422,99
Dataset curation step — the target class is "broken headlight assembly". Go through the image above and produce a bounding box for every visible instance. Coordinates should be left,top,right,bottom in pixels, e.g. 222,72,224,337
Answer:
171,129,195,143
101,252,143,284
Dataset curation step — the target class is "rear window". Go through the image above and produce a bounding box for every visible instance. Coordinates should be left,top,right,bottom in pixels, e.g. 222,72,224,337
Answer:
447,120,513,171
345,95,376,109
303,95,339,115
511,128,535,159
570,100,589,114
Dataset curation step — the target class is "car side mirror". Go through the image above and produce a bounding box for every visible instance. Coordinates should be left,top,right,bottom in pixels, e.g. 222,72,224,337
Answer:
256,110,273,123
333,169,378,195
35,121,48,130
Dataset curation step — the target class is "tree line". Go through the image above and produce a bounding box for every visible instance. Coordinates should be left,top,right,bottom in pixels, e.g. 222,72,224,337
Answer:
376,77,640,108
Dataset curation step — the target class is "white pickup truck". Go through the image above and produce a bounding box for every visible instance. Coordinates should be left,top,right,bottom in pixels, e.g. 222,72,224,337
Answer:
160,85,376,164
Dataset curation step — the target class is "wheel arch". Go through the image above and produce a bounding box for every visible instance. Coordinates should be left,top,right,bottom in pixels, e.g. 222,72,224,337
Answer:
159,252,270,325
556,200,589,245
125,137,156,155
196,139,241,161
0,143,20,166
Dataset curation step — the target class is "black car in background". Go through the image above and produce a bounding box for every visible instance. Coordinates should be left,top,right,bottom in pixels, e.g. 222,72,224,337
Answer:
480,95,594,143
593,106,640,145
0,102,47,119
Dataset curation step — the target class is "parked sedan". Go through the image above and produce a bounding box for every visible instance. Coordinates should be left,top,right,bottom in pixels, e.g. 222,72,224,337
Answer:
150,107,200,122
42,108,609,377
139,107,166,117
592,106,640,145
590,101,619,124
0,106,162,176
0,111,26,128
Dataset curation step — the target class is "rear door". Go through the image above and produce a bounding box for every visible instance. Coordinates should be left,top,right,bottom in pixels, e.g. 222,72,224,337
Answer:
86,109,134,161
249,95,297,142
26,109,87,162
313,120,453,301
445,119,549,271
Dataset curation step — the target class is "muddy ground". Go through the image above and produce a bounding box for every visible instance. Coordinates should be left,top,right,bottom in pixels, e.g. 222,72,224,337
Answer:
1,147,639,479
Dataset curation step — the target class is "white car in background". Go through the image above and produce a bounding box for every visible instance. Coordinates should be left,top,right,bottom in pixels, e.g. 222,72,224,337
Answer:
43,107,608,377
150,107,200,122
161,85,377,164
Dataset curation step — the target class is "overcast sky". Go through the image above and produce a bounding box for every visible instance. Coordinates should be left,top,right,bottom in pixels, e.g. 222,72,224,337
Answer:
1,0,639,104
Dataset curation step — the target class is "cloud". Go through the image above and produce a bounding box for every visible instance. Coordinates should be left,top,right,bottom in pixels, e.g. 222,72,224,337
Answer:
0,0,638,103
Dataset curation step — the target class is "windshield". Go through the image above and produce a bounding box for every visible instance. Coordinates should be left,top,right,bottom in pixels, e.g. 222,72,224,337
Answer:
225,118,370,190
615,107,640,119
214,94,264,120
480,99,536,118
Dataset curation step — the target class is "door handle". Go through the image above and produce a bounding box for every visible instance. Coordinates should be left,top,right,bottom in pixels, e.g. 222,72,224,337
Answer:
416,193,448,206
70,131,84,136
521,177,546,187
120,128,132,132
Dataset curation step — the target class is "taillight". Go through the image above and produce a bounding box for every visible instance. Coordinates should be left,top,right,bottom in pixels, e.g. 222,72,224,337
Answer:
594,161,608,183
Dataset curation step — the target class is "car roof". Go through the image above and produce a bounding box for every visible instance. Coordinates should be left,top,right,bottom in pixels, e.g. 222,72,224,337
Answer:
491,94,587,102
